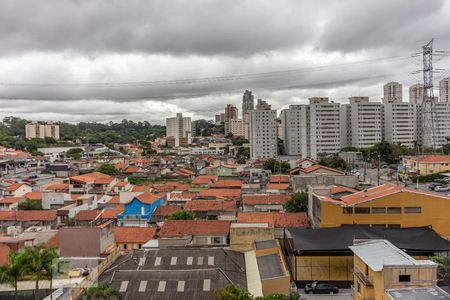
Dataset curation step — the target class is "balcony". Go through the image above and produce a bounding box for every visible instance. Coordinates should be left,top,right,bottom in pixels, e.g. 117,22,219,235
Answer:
354,268,373,287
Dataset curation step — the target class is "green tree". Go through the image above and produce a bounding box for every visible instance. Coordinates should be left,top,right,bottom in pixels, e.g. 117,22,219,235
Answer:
443,143,450,155
65,148,84,159
41,247,59,298
236,147,250,163
168,211,195,220
18,199,43,210
97,164,119,176
213,284,252,300
430,256,450,289
0,251,26,300
232,137,249,146
263,159,290,174
319,155,347,171
285,192,308,212
22,245,49,300
85,284,122,300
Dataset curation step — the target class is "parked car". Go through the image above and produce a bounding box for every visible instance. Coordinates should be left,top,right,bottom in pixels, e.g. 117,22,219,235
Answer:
434,185,450,192
429,183,444,190
304,281,339,294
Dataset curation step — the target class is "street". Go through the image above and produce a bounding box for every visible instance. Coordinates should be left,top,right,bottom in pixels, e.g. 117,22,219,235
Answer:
299,289,352,300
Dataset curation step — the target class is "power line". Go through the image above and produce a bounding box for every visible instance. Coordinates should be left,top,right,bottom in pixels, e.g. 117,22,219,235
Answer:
0,54,409,88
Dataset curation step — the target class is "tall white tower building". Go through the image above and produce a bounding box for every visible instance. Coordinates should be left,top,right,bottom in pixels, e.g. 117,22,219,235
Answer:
249,99,277,159
166,113,192,147
383,102,417,147
409,84,424,105
440,77,450,102
383,82,403,104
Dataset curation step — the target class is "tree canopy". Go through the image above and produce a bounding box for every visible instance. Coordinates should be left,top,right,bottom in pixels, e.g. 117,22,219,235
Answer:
263,159,290,174
97,163,119,176
168,211,195,220
319,155,347,171
285,192,308,212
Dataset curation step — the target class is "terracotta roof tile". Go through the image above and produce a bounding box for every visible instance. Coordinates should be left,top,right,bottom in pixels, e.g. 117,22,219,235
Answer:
184,200,236,212
300,164,344,174
269,175,290,183
152,205,183,217
0,210,56,221
131,185,153,192
160,220,231,237
198,189,241,200
237,212,309,228
192,175,218,185
5,183,28,192
266,183,290,190
0,197,23,204
44,183,69,191
242,194,289,205
24,192,42,201
132,192,163,205
114,226,157,243
210,179,243,188
414,155,450,163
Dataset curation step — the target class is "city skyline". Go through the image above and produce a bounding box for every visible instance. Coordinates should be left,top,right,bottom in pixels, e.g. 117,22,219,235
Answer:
0,0,450,123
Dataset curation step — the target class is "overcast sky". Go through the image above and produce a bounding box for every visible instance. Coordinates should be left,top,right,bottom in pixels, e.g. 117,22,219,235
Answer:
0,0,449,124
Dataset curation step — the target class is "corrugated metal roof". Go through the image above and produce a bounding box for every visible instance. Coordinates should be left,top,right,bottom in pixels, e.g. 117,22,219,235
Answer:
349,240,436,272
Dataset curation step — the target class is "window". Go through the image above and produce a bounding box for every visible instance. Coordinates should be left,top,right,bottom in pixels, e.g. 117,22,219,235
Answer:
212,237,222,244
342,207,353,214
404,207,421,214
399,275,411,282
354,207,370,214
371,207,386,214
357,282,361,294
387,207,401,214
123,244,127,250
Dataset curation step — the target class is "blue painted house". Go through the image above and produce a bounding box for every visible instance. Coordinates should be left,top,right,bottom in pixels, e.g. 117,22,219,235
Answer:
118,192,165,227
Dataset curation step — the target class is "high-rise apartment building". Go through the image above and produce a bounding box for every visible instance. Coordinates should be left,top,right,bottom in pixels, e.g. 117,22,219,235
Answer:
430,101,450,147
166,113,192,147
215,113,225,125
383,102,417,147
224,104,239,135
440,77,450,102
409,84,424,105
249,99,277,159
279,105,308,156
383,82,402,104
308,97,341,159
242,90,254,117
342,97,383,148
228,119,245,137
25,122,60,140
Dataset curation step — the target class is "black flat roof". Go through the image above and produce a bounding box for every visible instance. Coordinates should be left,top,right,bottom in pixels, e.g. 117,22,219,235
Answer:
287,225,450,253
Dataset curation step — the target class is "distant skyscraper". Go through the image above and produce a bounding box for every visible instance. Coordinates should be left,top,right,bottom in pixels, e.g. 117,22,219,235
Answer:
383,82,403,104
224,104,238,121
242,90,254,117
166,113,192,147
25,122,60,140
440,77,450,102
409,83,424,105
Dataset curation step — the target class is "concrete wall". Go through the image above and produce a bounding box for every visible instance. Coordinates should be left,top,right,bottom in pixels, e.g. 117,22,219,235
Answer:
59,227,101,257
291,175,358,191
230,226,275,252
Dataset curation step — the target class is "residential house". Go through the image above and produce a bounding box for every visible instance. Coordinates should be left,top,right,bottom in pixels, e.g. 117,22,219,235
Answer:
0,197,22,210
350,239,448,300
117,192,165,227
242,194,289,212
59,220,115,257
151,205,183,223
265,183,290,194
296,158,317,169
184,200,236,220
0,210,57,234
114,226,157,251
206,164,238,177
68,172,117,194
309,183,450,238
159,220,231,247
289,164,344,176
198,189,241,201
3,183,32,198
166,191,197,206
210,179,243,189
403,155,450,175
191,175,218,187
113,182,133,194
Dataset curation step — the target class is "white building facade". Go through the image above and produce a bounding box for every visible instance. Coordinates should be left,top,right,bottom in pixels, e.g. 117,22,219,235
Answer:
166,113,192,147
249,99,277,159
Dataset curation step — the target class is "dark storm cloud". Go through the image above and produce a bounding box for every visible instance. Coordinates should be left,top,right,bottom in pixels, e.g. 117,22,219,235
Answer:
0,0,449,122
0,0,319,57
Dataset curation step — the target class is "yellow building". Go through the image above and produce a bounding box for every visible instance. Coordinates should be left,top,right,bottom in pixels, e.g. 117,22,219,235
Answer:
403,155,450,175
310,184,450,239
349,239,449,300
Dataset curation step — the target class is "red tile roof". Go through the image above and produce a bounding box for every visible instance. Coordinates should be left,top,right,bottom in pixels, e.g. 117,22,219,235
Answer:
192,175,218,185
160,220,231,237
413,155,450,163
115,182,129,187
266,183,290,190
300,164,344,175
0,210,57,221
108,195,120,204
24,192,42,201
198,189,241,200
114,226,157,243
5,183,28,192
269,175,290,183
0,197,23,204
132,185,153,193
46,232,59,249
184,200,236,212
318,183,450,206
242,194,289,205
174,168,194,176
124,166,142,173
132,192,162,205
330,186,358,195
44,183,69,191
70,172,113,183
210,179,243,188
237,212,309,228
152,205,183,217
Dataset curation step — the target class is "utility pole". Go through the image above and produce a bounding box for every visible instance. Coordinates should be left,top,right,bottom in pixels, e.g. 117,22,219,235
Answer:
377,153,381,186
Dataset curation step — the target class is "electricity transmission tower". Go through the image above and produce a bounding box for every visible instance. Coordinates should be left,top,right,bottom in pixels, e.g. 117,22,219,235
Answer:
420,39,437,149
